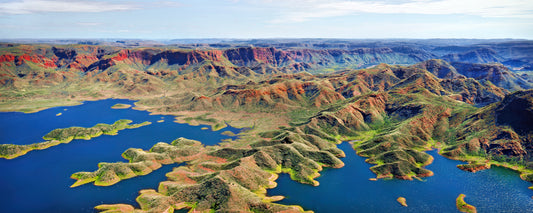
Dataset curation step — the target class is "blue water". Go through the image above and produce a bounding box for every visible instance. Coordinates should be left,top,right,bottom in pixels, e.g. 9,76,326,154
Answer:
268,142,533,212
2,100,532,213
0,99,241,213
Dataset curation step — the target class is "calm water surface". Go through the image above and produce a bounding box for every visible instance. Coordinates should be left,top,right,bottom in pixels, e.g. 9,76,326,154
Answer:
2,100,532,212
268,142,533,212
0,99,241,213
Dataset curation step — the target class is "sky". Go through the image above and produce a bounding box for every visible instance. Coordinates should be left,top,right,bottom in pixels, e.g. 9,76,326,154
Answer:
0,0,532,39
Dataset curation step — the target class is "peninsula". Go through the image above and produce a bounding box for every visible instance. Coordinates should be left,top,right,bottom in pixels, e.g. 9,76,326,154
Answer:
456,194,477,213
0,119,151,159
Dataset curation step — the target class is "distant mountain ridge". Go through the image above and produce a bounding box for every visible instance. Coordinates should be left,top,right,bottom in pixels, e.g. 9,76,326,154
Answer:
441,48,504,64
1,44,531,94
2,38,532,70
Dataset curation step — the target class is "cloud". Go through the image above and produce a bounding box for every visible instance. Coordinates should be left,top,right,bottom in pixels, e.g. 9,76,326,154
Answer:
0,0,138,14
267,0,533,23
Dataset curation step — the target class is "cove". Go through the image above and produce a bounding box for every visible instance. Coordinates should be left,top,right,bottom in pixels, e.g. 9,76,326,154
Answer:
0,99,241,213
268,142,533,212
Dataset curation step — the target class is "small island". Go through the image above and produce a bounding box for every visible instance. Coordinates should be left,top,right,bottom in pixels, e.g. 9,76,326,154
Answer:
456,194,477,213
221,130,237,137
111,103,132,109
0,119,151,159
457,163,491,173
397,197,407,207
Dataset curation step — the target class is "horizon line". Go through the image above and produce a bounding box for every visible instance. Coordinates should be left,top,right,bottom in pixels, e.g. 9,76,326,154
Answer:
1,37,531,41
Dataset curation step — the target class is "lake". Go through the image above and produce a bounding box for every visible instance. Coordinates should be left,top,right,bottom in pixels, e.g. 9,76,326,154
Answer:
1,99,532,212
268,142,533,212
0,99,240,213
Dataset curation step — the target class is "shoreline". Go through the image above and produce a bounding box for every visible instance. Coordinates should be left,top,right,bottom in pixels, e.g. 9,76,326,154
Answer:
438,151,533,187
2,97,532,212
0,119,151,160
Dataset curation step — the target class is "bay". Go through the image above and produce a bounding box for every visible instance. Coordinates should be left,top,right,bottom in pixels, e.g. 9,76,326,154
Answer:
2,99,532,212
0,99,240,213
